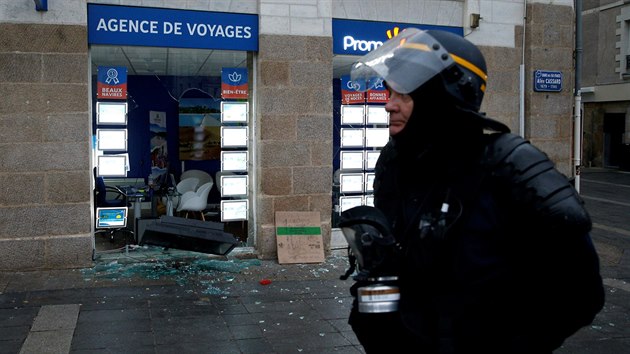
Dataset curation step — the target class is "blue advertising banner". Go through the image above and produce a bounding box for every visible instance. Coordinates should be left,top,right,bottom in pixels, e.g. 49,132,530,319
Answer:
332,19,463,56
221,68,248,99
87,4,258,51
97,66,127,99
367,77,388,103
340,75,365,104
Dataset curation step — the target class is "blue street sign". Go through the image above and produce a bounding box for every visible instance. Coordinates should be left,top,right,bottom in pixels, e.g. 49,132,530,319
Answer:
534,70,563,92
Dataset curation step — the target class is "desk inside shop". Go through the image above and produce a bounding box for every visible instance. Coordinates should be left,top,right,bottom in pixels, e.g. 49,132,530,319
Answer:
96,178,237,256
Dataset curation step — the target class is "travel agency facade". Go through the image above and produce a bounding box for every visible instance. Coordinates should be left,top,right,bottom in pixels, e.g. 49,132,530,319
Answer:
0,0,577,270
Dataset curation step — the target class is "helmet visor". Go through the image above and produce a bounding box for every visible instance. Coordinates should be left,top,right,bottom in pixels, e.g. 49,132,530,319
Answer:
350,28,454,94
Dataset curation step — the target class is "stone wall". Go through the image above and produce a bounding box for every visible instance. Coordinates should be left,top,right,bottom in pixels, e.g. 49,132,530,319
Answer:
255,34,333,260
524,3,576,176
480,43,522,132
0,23,93,270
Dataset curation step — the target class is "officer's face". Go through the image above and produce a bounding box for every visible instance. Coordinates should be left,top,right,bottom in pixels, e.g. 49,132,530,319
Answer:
384,87,414,136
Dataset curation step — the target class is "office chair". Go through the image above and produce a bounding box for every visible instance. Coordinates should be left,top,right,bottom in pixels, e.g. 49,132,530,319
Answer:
95,176,128,208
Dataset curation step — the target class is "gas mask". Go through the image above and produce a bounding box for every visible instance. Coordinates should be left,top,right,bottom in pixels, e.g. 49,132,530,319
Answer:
339,206,401,313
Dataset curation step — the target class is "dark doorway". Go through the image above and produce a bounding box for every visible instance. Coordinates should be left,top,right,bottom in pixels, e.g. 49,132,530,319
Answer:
603,113,625,168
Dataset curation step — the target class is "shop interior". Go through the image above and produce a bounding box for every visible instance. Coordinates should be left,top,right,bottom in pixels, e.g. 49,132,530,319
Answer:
91,44,252,254
90,41,383,255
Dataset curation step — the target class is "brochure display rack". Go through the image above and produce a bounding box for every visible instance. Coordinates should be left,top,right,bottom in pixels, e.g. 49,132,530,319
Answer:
219,101,249,221
336,104,389,214
95,102,128,178
94,66,129,178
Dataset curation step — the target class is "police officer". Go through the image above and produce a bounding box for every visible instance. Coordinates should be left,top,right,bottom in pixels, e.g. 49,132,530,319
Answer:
345,28,604,354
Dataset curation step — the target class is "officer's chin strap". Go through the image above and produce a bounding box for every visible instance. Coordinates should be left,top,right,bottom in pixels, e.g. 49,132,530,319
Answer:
340,247,356,280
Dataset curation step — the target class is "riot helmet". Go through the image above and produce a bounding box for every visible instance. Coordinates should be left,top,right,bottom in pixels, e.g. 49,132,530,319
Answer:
351,28,487,112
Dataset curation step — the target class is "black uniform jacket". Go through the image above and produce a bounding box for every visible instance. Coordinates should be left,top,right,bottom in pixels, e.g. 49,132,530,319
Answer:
368,132,604,354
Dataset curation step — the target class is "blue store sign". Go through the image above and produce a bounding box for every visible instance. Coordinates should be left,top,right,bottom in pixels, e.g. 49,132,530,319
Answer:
87,4,258,51
534,70,563,92
332,18,463,56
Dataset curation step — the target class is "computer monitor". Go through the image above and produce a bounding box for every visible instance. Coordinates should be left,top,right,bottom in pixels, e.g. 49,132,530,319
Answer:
96,207,128,228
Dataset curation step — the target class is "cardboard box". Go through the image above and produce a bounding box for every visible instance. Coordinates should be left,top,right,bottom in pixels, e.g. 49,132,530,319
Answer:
275,211,325,264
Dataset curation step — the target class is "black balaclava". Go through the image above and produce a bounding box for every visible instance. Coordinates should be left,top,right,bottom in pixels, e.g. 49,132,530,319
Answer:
390,75,484,162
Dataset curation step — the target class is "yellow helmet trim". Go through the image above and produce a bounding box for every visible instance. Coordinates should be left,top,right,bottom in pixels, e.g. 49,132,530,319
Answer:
400,42,431,52
450,53,487,84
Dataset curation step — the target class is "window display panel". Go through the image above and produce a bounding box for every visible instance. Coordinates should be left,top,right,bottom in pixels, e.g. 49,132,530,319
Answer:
340,128,364,148
96,129,128,151
365,150,380,170
366,105,389,125
365,128,390,148
221,151,248,171
340,173,364,193
339,196,363,213
221,127,248,147
340,151,364,170
341,105,365,125
96,102,127,125
221,102,248,123
221,200,248,221
97,154,128,177
220,175,249,196
365,172,375,192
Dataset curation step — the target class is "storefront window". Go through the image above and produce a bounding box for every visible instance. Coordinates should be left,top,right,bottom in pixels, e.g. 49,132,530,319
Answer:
87,3,258,253
90,46,252,250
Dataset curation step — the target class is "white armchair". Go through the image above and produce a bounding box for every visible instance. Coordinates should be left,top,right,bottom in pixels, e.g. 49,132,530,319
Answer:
181,169,213,187
177,181,213,220
166,177,199,214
